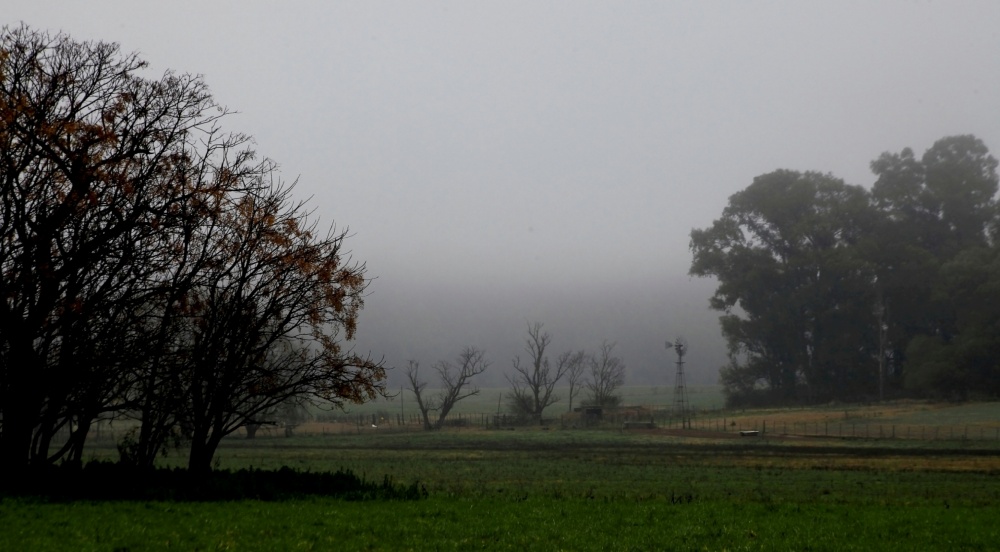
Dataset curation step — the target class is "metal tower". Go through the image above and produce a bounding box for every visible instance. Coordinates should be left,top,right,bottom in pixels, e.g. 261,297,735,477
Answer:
668,337,690,429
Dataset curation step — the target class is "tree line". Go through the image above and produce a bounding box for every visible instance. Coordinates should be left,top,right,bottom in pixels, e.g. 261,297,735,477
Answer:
690,135,1000,406
0,25,385,473
405,322,627,428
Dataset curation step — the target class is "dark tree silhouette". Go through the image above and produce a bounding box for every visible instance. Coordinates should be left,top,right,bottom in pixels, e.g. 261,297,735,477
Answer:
406,347,489,430
0,24,385,472
506,322,577,424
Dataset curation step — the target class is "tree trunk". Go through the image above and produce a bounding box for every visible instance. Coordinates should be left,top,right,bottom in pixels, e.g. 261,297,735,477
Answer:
65,417,93,467
0,373,43,471
245,423,261,439
420,409,434,431
188,423,226,474
133,402,173,468
0,407,36,471
187,424,213,474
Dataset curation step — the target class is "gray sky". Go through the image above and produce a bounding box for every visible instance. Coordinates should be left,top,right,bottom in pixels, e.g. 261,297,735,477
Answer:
8,2,1000,386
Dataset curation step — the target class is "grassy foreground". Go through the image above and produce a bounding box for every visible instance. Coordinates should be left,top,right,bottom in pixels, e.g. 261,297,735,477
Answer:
4,408,1000,550
3,496,997,551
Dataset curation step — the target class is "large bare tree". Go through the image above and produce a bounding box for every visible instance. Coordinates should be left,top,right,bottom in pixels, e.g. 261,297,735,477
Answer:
506,322,577,424
174,177,383,472
406,347,489,430
404,361,435,431
0,24,229,469
0,25,386,472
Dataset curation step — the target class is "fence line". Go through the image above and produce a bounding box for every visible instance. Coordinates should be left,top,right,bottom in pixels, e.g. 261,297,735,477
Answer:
295,409,1000,442
77,409,1000,443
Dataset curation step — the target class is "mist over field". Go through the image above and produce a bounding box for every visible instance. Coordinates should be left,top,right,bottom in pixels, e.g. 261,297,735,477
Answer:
7,1,1000,390
7,8,1000,550
359,273,724,387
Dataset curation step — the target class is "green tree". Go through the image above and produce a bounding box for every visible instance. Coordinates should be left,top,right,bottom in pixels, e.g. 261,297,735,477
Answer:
904,245,1000,398
869,135,999,396
690,170,878,404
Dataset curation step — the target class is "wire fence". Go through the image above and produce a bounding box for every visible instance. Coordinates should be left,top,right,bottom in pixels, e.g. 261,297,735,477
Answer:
653,416,1000,441
79,408,1000,444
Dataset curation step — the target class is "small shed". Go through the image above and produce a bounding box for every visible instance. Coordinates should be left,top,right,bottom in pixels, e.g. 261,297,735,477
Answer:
581,406,603,425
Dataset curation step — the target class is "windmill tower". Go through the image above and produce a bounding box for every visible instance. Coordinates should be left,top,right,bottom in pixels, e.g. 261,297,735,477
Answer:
668,337,690,429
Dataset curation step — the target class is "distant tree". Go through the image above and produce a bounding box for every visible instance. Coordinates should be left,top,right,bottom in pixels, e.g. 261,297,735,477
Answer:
404,361,435,430
585,341,625,409
903,245,1000,398
692,136,1000,406
869,135,1000,397
564,350,589,412
405,347,489,430
690,170,878,404
506,322,574,424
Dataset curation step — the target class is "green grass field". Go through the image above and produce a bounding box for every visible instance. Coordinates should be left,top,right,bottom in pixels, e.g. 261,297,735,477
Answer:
4,399,1000,550
4,496,997,551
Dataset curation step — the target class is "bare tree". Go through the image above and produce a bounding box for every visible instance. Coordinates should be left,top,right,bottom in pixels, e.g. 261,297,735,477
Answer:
176,178,384,473
405,347,489,430
0,24,231,470
0,25,386,472
405,361,436,430
586,341,626,409
506,322,574,424
563,351,589,413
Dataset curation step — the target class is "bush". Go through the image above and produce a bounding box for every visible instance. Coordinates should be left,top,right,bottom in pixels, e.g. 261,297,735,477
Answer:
0,462,427,501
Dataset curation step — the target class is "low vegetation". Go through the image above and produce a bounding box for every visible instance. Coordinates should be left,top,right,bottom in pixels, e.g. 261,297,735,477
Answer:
3,400,1000,550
